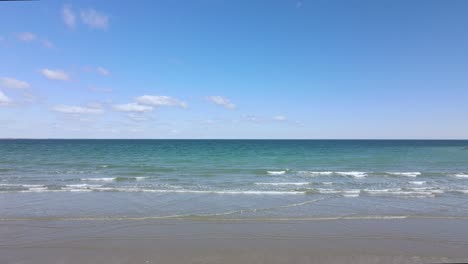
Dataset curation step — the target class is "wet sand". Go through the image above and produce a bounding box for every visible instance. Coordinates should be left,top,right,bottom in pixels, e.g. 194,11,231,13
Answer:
1,218,468,264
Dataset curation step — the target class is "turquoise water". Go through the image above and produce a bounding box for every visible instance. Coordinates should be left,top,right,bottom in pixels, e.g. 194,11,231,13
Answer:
1,140,468,220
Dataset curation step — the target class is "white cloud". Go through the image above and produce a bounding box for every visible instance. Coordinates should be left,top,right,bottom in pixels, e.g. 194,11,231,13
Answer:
52,104,103,114
40,69,69,81
0,90,12,106
97,67,110,76
62,5,76,29
17,32,36,42
113,103,153,113
273,115,287,121
112,95,187,116
1,77,30,89
136,95,187,108
207,96,236,109
80,9,109,30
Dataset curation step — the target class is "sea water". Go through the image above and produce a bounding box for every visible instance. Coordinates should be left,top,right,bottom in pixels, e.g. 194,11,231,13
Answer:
1,139,468,220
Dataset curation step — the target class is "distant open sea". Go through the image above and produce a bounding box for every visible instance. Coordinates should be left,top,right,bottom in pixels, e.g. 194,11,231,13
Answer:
1,139,468,221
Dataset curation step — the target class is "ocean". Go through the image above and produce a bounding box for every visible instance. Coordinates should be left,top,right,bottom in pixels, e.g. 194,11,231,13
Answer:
1,139,468,221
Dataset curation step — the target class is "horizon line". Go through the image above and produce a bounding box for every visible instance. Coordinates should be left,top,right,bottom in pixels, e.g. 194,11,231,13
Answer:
1,138,468,140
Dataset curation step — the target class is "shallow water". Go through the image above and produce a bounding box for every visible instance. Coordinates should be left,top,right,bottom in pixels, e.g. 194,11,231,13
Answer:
1,139,468,220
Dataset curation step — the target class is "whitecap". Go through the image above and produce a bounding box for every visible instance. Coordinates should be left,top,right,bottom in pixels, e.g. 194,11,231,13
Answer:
336,171,367,178
64,188,93,192
140,189,304,195
23,184,45,188
406,187,443,194
66,184,102,188
316,188,341,194
387,172,421,177
409,181,426,185
364,188,402,194
81,177,116,182
407,187,433,191
267,170,286,175
255,182,309,186
73,186,305,195
364,188,437,197
210,190,303,195
343,189,361,194
298,171,333,176
454,174,468,178
342,193,360,198
391,191,436,197
23,187,49,192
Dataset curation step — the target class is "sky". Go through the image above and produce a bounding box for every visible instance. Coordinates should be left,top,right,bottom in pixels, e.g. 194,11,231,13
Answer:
1,0,468,139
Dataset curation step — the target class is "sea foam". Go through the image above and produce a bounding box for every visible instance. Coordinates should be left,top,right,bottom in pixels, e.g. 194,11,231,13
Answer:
409,181,426,185
387,172,421,177
336,171,367,178
82,177,116,182
298,171,333,176
364,188,438,198
255,182,310,186
267,170,286,175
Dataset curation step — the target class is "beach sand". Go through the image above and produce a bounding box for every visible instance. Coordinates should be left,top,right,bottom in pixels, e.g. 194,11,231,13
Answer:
1,218,467,264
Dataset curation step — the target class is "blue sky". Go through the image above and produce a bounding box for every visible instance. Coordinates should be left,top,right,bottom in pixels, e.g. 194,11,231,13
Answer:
1,0,468,139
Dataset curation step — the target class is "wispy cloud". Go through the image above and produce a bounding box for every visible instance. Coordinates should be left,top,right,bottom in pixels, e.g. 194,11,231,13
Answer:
62,5,76,29
62,6,109,30
80,9,109,30
136,95,187,108
243,115,261,123
113,103,153,113
21,91,37,103
273,115,287,121
40,69,69,81
96,67,110,76
207,96,236,109
0,77,30,89
242,114,290,123
113,95,187,114
0,90,12,106
17,32,36,42
127,113,151,122
41,39,54,48
52,104,103,114
17,32,53,48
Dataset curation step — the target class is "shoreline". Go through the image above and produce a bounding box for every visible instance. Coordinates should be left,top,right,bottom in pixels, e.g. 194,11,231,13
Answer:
3,214,468,222
1,218,467,264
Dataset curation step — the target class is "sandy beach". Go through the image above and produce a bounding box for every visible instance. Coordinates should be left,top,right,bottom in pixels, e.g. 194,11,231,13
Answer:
1,218,467,264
